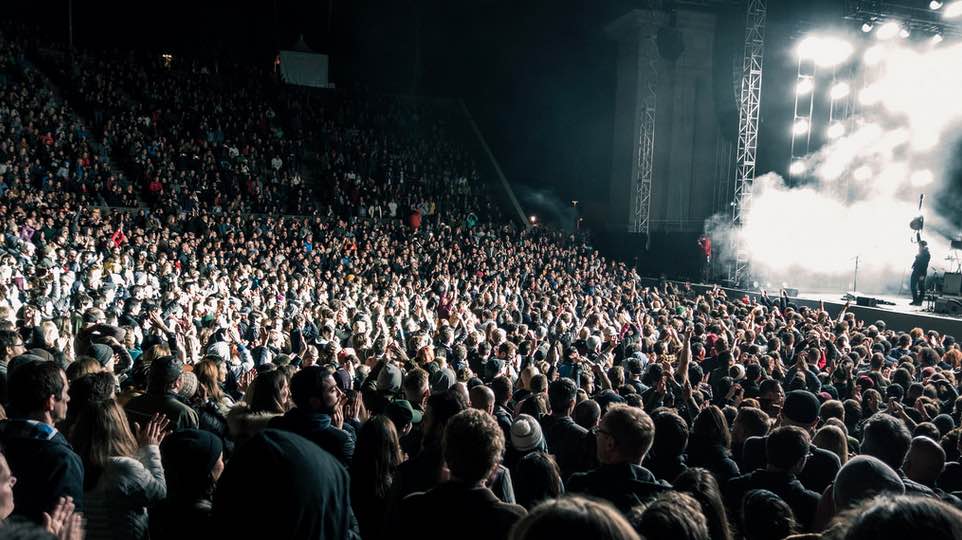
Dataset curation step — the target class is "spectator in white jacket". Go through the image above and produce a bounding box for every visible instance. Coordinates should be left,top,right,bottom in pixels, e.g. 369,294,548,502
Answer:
69,400,168,540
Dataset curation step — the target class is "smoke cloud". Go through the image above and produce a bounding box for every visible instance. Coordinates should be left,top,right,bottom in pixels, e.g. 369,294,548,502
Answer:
712,38,962,294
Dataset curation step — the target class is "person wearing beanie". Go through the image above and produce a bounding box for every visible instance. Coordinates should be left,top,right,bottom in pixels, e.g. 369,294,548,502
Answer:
124,356,199,431
176,371,199,402
88,344,115,369
149,429,225,540
376,362,403,395
741,389,841,493
508,413,546,471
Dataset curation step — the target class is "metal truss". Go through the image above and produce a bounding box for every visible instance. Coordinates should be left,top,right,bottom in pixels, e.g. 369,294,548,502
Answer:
729,0,767,287
845,0,962,37
631,14,660,236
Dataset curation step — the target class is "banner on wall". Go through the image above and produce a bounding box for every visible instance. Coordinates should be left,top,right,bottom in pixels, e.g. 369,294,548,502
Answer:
279,51,330,88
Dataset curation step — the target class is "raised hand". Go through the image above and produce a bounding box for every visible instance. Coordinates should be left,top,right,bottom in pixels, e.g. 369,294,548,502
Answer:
134,413,170,446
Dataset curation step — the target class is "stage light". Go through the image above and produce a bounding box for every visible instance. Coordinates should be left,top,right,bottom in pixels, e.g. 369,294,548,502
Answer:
795,78,814,95
830,81,851,100
899,28,911,38
931,0,944,9
932,33,944,44
529,215,537,224
862,22,874,33
910,170,934,186
853,165,873,180
946,1,962,18
876,21,901,40
789,160,807,175
793,119,810,135
797,36,853,67
827,123,846,139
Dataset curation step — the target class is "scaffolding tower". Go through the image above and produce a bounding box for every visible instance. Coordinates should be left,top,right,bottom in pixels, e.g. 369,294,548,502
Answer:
729,0,767,287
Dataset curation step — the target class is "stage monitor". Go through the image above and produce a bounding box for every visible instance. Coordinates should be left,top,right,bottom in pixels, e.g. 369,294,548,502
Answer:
944,272,962,296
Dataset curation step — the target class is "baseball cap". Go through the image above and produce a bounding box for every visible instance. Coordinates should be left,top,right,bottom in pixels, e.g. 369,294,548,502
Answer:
386,399,423,428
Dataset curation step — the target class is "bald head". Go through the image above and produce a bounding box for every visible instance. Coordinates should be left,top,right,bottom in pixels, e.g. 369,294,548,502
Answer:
903,436,945,487
470,385,495,415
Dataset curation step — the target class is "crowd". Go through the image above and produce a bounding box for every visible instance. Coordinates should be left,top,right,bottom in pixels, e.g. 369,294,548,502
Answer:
27,40,495,224
0,22,959,540
0,35,134,208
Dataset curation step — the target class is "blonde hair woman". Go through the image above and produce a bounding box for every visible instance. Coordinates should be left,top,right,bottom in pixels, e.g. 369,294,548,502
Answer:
813,424,849,465
69,401,168,540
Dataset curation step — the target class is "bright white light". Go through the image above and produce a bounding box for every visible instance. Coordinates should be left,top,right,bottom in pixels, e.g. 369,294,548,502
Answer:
853,166,873,180
864,45,885,66
827,123,846,139
789,160,807,175
797,37,821,59
797,36,854,67
793,119,810,135
877,22,901,40
862,22,874,33
830,81,851,100
899,28,911,39
932,33,944,44
910,170,935,186
945,1,962,18
859,86,881,106
931,0,944,9
795,78,814,95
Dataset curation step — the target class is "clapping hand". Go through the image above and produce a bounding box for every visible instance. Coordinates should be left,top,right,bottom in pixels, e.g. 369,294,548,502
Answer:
43,496,84,540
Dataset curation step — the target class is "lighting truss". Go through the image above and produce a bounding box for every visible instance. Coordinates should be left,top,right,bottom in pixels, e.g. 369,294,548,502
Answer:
729,0,767,287
631,13,660,236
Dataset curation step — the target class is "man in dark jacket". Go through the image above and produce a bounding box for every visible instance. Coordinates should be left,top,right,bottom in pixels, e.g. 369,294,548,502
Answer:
269,366,355,466
541,378,590,480
741,389,840,493
567,404,668,514
125,355,199,431
726,426,821,531
0,360,84,523
213,429,359,539
396,409,526,540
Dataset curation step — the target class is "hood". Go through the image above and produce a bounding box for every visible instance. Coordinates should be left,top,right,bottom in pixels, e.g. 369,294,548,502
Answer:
0,419,60,442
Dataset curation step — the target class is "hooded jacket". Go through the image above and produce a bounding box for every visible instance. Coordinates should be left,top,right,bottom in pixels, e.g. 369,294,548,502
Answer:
268,407,355,467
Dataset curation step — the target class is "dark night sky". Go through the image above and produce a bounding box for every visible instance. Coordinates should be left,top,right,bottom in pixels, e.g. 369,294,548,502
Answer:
3,0,866,224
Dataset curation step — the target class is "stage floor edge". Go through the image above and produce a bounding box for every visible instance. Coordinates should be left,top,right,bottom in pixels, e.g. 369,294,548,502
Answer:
663,281,962,336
